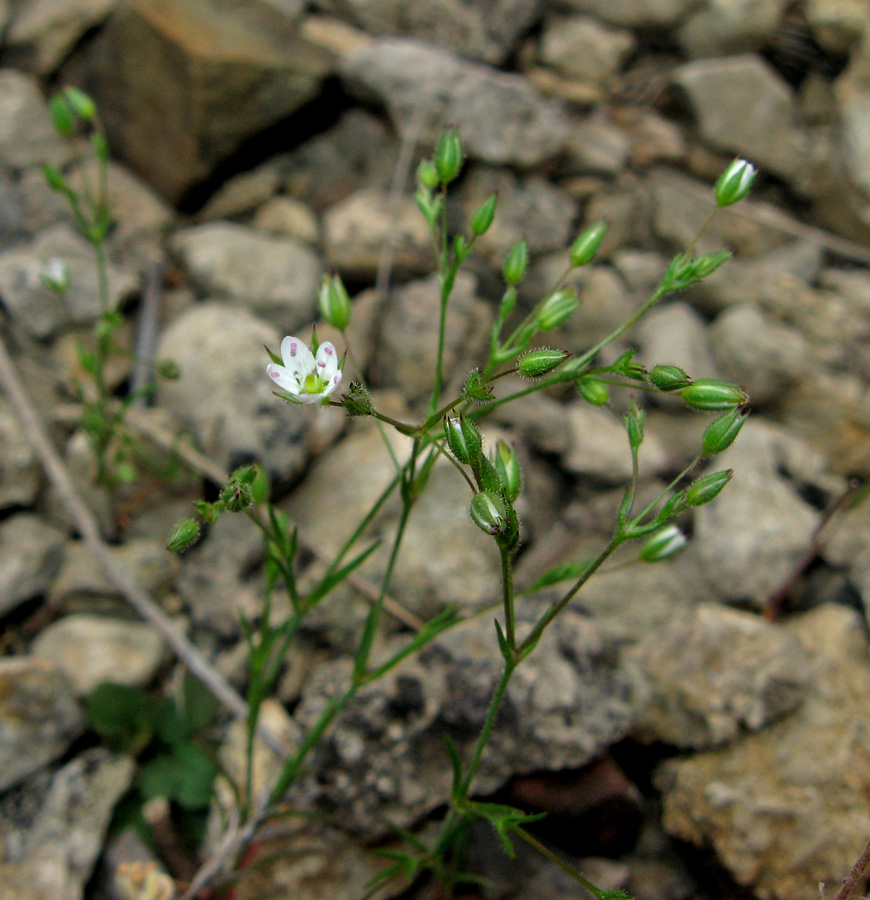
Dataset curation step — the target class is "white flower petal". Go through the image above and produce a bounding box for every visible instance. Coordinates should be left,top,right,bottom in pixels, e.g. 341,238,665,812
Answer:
315,342,340,379
280,336,315,377
267,363,301,394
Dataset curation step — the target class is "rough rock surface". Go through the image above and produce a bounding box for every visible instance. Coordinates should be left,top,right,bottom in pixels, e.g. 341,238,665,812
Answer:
0,657,85,792
291,609,632,836
340,38,570,168
171,222,321,330
0,748,134,900
155,302,311,483
31,614,166,696
627,603,809,748
657,605,870,900
0,513,67,617
72,0,330,200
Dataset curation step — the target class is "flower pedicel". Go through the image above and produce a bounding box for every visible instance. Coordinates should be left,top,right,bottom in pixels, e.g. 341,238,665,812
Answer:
267,335,342,404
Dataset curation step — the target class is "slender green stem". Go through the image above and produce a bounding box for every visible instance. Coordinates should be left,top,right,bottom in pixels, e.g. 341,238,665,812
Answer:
500,544,517,654
458,660,515,798
517,535,623,660
513,826,605,899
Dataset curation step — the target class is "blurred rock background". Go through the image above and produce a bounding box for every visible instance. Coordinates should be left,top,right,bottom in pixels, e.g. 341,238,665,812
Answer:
2,1,870,899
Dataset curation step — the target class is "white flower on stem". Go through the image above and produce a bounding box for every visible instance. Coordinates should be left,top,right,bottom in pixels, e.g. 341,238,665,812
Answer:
267,335,342,405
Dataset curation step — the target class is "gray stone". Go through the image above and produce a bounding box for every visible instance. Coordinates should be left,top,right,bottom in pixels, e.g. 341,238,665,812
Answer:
461,167,578,264
370,272,491,402
692,241,825,313
650,167,789,258
31,614,166,696
4,0,117,74
283,423,501,637
708,304,807,405
0,657,85,792
806,0,868,53
0,395,41,510
176,510,269,638
197,160,284,221
821,488,870,618
313,0,543,64
677,0,790,57
526,262,635,349
562,112,632,176
563,402,669,483
839,95,870,229
323,189,432,279
71,0,330,201
340,38,569,169
0,513,66,616
252,196,321,245
556,0,696,26
290,609,632,836
0,747,134,900
636,301,721,382
627,602,809,748
671,55,806,180
0,224,139,339
171,223,321,330
657,604,870,900
540,14,635,84
0,68,72,170
155,302,310,484
284,109,399,214
691,419,819,607
48,538,178,606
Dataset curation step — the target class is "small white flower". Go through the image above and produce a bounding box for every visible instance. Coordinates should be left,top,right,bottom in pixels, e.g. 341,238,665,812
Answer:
267,335,342,405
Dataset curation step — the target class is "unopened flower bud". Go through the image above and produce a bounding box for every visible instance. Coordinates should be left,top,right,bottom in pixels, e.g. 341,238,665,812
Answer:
517,347,570,379
445,413,483,465
167,518,201,553
536,288,579,330
570,220,607,267
649,364,691,392
435,127,464,185
686,469,733,506
318,273,351,330
494,440,522,502
462,368,494,402
470,193,497,236
40,257,70,294
417,159,439,190
613,350,646,381
469,491,509,536
625,399,645,450
49,94,75,136
503,239,529,286
681,379,748,411
639,525,687,562
577,377,609,406
342,381,374,417
701,407,748,456
157,359,180,380
715,158,756,207
220,478,254,512
63,86,97,121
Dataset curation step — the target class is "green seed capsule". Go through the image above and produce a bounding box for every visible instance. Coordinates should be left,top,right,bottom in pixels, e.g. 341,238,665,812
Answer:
503,239,529,286
470,491,509,536
701,407,748,456
517,348,570,379
681,379,748,411
686,469,733,506
445,413,483,465
649,364,692,392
